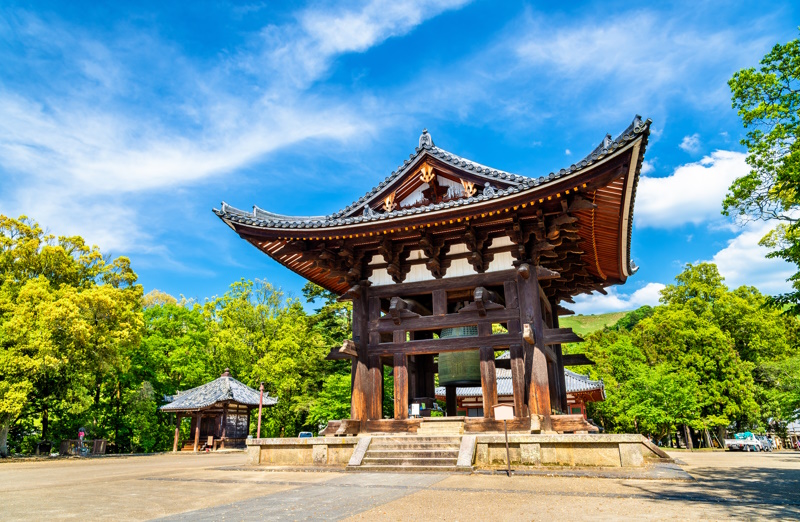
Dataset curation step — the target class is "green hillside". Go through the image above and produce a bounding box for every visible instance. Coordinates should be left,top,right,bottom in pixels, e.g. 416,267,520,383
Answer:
559,311,628,337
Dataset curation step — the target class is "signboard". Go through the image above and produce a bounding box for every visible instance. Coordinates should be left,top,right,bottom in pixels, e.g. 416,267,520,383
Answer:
411,403,420,417
493,404,514,421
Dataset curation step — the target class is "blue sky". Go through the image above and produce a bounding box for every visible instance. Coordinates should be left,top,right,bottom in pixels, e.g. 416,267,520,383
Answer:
1,1,798,314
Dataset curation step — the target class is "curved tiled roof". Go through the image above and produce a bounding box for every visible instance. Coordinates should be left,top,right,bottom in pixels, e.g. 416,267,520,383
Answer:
214,115,651,232
160,371,278,411
434,368,604,399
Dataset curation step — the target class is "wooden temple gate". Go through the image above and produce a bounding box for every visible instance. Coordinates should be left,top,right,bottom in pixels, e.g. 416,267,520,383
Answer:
214,116,651,434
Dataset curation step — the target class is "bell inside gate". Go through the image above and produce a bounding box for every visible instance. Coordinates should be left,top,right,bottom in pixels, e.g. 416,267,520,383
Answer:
438,326,481,386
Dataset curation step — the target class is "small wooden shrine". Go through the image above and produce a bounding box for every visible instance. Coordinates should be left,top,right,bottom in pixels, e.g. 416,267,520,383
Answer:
215,115,650,434
161,369,277,451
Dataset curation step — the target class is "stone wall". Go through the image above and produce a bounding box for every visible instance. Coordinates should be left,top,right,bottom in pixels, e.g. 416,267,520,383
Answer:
473,434,667,468
246,437,359,467
246,433,669,468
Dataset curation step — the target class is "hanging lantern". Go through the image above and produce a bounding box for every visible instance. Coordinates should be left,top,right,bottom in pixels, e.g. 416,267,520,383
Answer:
438,326,481,386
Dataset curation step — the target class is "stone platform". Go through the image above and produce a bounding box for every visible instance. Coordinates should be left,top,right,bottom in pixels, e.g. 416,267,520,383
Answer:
246,432,670,470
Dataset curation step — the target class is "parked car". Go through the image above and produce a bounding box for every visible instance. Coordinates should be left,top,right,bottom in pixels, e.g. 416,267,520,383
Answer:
298,432,313,438
725,432,763,452
755,435,773,451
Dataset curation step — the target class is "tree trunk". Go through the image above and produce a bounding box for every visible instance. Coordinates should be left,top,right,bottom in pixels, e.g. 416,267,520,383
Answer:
683,424,693,450
704,429,713,449
0,419,10,457
42,406,48,442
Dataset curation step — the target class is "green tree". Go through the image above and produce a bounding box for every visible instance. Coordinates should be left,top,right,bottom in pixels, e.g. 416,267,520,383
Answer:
723,32,800,311
0,216,142,456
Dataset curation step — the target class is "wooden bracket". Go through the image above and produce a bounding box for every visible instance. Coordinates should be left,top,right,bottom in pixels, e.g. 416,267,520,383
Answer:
387,296,430,325
458,286,505,317
522,323,535,345
339,339,358,358
337,285,361,302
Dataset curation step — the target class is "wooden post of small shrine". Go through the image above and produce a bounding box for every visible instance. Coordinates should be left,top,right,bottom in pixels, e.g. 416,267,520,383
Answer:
193,413,202,452
173,413,181,453
220,403,229,449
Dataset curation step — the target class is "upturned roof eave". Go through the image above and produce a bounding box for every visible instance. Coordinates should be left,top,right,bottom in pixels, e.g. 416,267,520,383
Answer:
215,133,646,236
213,115,650,234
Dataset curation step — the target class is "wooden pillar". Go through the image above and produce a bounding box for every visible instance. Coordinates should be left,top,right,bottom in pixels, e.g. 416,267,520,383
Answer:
393,351,408,420
552,307,569,413
369,355,382,420
351,283,375,422
509,343,527,418
517,264,552,431
193,413,202,452
172,414,181,453
445,385,457,416
220,403,228,449
479,346,497,416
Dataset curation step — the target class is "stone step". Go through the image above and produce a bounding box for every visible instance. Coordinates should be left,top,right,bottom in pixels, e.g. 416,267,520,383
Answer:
348,464,467,473
366,449,460,459
368,442,461,451
362,457,458,466
369,436,462,442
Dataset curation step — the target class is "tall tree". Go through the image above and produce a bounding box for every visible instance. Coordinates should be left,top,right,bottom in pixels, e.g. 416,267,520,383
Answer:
0,216,142,456
723,32,800,311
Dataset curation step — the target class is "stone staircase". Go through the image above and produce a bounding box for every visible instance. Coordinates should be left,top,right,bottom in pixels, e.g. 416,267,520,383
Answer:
416,417,465,436
351,435,465,472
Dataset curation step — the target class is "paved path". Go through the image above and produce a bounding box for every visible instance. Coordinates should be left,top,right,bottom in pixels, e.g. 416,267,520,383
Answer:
2,450,799,520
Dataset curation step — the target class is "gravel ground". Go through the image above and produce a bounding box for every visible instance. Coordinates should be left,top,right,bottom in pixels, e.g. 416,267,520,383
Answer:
1,449,798,520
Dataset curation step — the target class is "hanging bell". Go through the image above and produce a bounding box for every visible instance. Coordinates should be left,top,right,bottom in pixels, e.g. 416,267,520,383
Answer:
438,326,481,386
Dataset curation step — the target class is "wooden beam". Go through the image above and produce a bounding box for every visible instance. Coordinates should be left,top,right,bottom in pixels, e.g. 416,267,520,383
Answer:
542,328,584,345
562,353,595,366
551,414,599,433
373,307,519,333
369,269,518,297
370,332,521,356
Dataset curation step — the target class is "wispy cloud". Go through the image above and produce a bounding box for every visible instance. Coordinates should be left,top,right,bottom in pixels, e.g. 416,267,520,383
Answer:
679,133,701,153
0,1,470,252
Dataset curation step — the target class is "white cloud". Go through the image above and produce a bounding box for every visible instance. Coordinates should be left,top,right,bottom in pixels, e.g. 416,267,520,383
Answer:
640,160,655,174
635,150,749,228
571,282,666,315
709,221,794,294
679,133,701,153
565,148,571,156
